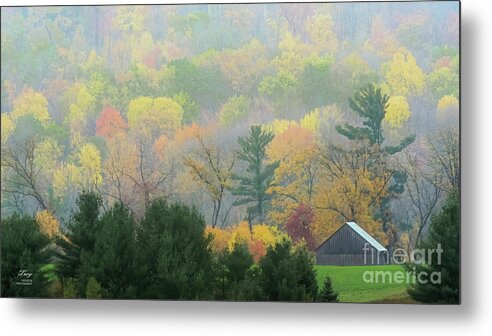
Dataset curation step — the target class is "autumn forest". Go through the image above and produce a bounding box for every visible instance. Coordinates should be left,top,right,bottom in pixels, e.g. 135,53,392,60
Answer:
0,2,460,301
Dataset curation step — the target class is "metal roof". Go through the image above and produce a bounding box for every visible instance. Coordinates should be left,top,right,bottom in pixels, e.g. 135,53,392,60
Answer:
346,222,387,252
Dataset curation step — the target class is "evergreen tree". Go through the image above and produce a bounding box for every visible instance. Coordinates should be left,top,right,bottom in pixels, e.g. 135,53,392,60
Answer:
85,277,102,299
376,169,408,238
222,243,254,284
258,239,318,301
232,125,280,225
1,214,51,297
56,191,102,292
335,84,415,243
216,243,254,299
237,265,265,301
319,277,339,302
406,190,460,304
337,83,388,146
336,83,415,153
90,202,138,298
136,199,215,300
293,244,319,301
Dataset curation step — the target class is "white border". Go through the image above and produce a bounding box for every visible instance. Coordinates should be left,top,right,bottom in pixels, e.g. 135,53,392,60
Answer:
1,0,491,335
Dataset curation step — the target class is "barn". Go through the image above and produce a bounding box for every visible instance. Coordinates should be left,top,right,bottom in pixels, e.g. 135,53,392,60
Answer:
315,222,388,266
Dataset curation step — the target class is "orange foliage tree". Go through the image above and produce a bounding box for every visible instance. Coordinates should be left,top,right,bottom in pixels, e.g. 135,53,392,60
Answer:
313,142,390,246
225,222,287,262
267,125,319,226
205,226,232,254
95,107,127,139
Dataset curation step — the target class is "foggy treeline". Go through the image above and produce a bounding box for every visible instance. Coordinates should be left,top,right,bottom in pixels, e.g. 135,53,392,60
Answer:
1,2,459,255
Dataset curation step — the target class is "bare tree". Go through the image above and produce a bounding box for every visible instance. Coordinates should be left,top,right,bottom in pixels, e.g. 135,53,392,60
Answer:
402,128,459,246
279,3,314,37
402,152,444,246
102,133,175,217
426,128,460,192
124,137,175,208
183,133,235,228
1,137,50,212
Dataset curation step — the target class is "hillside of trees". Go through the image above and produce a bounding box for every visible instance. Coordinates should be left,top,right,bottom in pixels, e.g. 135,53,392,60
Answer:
1,3,459,299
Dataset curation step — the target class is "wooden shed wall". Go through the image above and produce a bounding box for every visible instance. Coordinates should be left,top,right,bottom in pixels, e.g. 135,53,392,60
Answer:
316,225,388,266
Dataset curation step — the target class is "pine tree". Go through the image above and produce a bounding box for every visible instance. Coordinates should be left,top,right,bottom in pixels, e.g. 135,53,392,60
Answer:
406,190,460,303
90,202,137,299
136,199,215,300
222,243,254,283
336,84,388,146
56,191,102,292
293,244,319,301
258,239,318,301
336,83,415,154
216,242,254,300
232,125,279,225
335,84,415,243
1,214,51,297
319,277,339,302
237,265,264,301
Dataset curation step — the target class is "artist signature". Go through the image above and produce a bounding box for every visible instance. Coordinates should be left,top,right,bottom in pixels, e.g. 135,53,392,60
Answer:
18,270,33,279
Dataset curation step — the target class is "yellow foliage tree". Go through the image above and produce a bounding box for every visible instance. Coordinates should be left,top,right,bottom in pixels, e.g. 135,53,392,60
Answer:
273,32,316,75
53,163,82,201
35,210,60,238
226,222,286,262
305,14,338,55
437,95,459,124
65,103,87,148
313,168,389,246
78,143,103,188
114,6,145,33
1,114,15,146
381,49,425,97
32,138,63,191
251,224,284,248
127,96,183,138
300,109,321,133
63,83,96,147
267,125,319,225
437,95,459,110
264,119,299,135
228,222,252,250
206,226,232,253
216,39,269,95
264,110,320,137
342,54,372,79
313,144,390,246
71,84,96,116
219,95,250,126
113,6,153,65
384,96,411,128
11,88,50,124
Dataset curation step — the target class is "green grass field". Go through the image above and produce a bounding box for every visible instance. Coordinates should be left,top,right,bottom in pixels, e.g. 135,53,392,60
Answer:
315,265,417,303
